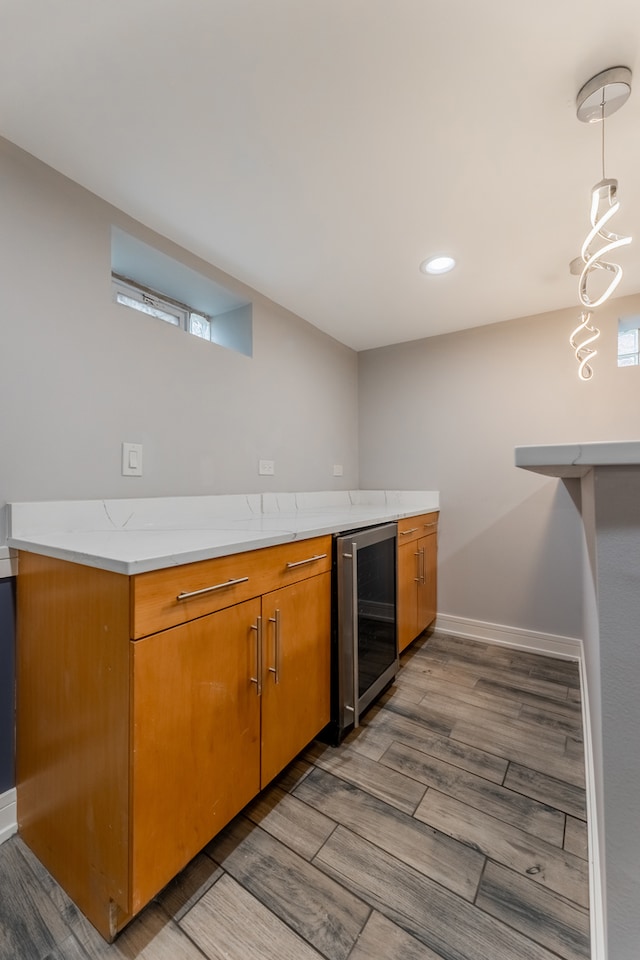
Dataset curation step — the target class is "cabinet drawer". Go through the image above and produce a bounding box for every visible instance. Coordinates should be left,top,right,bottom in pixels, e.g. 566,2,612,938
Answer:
397,512,439,545
131,535,332,638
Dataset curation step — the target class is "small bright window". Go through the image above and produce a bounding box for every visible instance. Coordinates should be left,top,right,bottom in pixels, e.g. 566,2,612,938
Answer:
115,289,183,327
618,316,640,366
111,227,253,357
113,277,212,341
189,312,211,341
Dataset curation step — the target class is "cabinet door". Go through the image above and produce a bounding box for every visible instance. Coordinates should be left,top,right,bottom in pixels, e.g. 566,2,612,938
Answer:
417,532,437,635
130,598,261,912
260,572,331,787
397,540,420,653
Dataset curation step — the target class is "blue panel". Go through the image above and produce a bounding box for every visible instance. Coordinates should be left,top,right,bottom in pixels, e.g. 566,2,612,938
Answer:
0,578,16,793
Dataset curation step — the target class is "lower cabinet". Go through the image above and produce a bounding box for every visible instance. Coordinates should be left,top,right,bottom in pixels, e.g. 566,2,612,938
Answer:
130,598,262,914
260,574,331,786
130,572,330,913
397,512,438,652
16,538,331,940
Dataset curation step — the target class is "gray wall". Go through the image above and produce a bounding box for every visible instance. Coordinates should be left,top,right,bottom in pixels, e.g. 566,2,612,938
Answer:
0,137,359,532
358,293,640,640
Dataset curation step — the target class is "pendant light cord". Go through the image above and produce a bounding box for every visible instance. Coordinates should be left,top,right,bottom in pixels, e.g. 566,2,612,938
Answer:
601,96,606,179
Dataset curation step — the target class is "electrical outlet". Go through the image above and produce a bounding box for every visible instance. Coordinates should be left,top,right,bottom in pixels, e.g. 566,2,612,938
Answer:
122,442,143,477
259,459,275,476
333,464,344,477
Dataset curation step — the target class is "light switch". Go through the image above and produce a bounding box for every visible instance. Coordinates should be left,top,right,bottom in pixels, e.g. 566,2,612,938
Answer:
333,464,344,477
122,442,143,477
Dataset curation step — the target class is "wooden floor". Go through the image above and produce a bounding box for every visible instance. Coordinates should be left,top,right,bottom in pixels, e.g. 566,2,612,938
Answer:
0,632,590,960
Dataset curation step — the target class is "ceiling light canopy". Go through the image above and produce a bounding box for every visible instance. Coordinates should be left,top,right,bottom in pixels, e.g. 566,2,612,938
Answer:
420,255,456,275
576,66,631,122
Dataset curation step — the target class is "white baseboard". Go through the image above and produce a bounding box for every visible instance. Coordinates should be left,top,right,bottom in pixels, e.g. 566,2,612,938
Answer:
435,612,582,660
434,612,605,960
0,788,17,845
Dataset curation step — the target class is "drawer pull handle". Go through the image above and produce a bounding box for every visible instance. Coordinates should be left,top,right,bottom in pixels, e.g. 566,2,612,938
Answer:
285,553,327,569
399,528,418,536
423,522,438,529
176,576,249,601
268,608,281,684
250,617,263,696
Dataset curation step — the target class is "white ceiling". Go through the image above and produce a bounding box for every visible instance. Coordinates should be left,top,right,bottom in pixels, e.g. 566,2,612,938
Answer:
3,0,640,350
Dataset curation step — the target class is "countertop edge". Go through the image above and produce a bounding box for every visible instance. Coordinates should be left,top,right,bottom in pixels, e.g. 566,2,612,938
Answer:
515,440,640,476
6,532,298,575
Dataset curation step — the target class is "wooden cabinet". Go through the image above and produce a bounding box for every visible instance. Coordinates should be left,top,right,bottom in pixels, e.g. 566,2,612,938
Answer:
397,512,438,652
16,537,331,940
260,574,331,786
130,598,262,914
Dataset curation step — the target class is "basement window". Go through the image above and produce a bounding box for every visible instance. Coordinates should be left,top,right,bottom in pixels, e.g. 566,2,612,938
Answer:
617,316,640,366
113,277,212,339
111,226,253,357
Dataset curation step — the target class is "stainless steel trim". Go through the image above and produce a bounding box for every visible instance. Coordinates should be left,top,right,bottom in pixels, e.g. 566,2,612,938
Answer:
351,541,360,728
337,546,356,727
268,608,281,684
285,553,327,569
177,576,249,601
250,617,262,696
357,660,396,718
335,522,398,740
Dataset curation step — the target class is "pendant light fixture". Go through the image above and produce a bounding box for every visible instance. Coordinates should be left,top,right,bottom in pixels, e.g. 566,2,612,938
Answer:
569,66,632,380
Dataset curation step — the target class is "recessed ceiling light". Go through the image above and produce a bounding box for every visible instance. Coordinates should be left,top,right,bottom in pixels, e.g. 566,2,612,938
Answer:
420,255,456,275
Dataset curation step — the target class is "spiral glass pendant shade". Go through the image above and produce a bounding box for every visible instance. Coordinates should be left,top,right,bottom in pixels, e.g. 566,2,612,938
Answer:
569,67,632,380
578,179,631,309
569,311,600,381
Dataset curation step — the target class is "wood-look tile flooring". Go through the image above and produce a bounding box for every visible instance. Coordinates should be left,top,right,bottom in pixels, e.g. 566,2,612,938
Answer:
0,632,590,960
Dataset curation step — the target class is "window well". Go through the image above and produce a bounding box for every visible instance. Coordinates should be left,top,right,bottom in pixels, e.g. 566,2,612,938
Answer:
111,227,252,357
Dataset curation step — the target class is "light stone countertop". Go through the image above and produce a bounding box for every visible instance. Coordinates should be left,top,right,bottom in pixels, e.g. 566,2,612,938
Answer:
6,490,439,575
515,440,640,477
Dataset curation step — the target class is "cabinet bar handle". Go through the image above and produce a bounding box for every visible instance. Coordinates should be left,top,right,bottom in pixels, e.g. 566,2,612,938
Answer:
420,546,426,584
268,608,281,684
351,542,360,728
250,617,263,696
423,522,438,529
414,550,421,582
176,576,249,601
400,528,418,536
285,553,327,569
